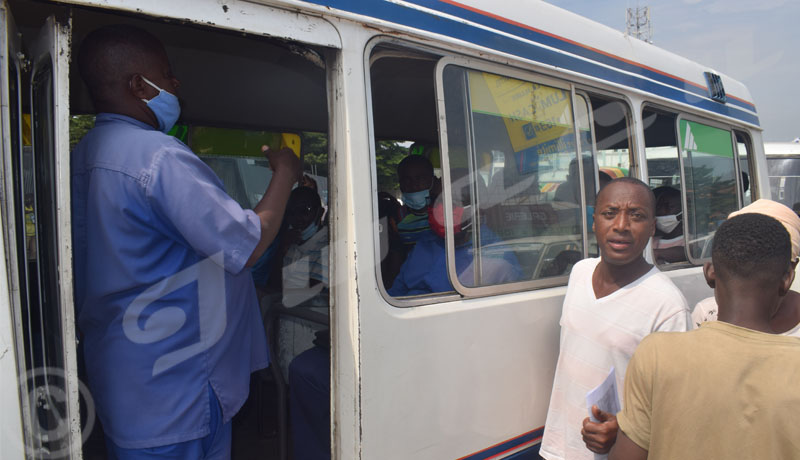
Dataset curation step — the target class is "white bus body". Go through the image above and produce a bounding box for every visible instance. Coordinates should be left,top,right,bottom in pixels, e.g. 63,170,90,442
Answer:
0,0,767,459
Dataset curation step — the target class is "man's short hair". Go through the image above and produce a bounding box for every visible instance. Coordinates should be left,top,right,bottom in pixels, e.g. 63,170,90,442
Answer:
397,154,433,179
288,186,322,213
597,176,656,215
712,213,791,281
78,25,166,103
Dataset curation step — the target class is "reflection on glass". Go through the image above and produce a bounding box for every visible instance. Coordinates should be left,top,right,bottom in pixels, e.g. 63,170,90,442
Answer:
442,66,584,286
768,157,800,213
679,119,738,261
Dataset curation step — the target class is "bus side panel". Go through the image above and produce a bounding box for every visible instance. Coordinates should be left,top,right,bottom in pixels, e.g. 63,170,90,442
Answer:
358,289,562,459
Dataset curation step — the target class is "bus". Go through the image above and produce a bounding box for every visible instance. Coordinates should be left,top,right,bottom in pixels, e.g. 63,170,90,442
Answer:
0,0,766,458
766,141,800,215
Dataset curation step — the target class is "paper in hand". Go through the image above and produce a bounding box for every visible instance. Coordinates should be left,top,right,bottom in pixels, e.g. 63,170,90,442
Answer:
585,367,620,422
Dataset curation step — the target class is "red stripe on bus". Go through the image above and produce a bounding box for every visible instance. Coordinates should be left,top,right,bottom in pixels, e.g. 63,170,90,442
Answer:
438,0,755,109
455,426,545,460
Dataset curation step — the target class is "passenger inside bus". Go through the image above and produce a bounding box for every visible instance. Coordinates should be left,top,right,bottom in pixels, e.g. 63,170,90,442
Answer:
555,155,597,206
378,192,405,289
651,186,686,264
388,173,521,295
281,186,329,308
71,24,303,459
396,154,438,250
287,332,330,460
280,186,331,460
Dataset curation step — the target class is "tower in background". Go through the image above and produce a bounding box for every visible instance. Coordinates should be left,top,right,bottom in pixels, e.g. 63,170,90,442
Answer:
626,6,653,43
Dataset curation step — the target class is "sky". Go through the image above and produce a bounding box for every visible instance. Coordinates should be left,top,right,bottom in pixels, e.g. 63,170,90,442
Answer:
543,0,800,142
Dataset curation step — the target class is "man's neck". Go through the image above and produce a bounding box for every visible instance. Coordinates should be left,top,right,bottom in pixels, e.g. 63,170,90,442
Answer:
592,257,652,299
95,101,158,129
716,280,781,333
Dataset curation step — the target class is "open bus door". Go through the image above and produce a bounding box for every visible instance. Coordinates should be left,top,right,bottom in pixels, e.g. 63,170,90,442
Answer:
1,1,27,455
1,5,82,458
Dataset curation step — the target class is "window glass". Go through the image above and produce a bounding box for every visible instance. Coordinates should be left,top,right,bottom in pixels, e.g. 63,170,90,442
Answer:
643,109,687,265
32,59,71,455
767,157,800,213
441,66,585,286
734,131,753,206
678,119,738,262
369,50,443,298
189,127,329,209
591,97,632,178
586,95,633,257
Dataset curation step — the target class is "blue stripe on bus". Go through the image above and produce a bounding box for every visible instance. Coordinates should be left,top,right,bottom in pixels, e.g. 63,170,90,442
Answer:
302,0,759,126
410,0,756,113
457,427,544,460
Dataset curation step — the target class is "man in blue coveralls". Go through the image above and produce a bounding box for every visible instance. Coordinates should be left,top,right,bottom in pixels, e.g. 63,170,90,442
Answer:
71,25,301,459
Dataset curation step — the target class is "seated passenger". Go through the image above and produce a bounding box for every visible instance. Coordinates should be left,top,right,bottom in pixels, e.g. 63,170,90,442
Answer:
283,188,331,460
554,155,596,205
281,186,329,307
289,333,330,460
378,191,406,289
651,186,686,264
388,184,521,296
396,154,438,249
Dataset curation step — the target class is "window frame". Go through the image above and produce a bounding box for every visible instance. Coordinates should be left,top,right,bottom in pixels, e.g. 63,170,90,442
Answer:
674,112,743,265
365,38,463,308
366,37,635,305
733,129,757,205
435,56,587,298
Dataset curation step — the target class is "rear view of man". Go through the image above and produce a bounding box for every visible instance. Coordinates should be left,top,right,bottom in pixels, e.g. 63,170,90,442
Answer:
610,213,800,460
540,178,691,460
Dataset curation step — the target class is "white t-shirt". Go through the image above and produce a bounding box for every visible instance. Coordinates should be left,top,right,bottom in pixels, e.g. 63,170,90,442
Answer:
540,258,691,460
692,296,800,337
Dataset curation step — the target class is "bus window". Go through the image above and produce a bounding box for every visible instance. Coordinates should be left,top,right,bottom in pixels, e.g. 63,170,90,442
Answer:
578,93,634,257
678,118,739,263
439,65,584,289
589,96,633,177
767,150,800,215
369,46,451,299
643,108,688,266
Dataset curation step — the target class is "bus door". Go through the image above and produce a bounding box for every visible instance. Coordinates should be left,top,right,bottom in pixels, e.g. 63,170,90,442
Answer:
0,5,81,458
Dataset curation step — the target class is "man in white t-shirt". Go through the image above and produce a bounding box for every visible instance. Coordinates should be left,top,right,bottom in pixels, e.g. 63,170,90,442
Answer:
539,178,691,460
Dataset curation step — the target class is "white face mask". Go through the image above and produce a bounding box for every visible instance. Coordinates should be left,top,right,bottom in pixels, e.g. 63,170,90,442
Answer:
656,212,682,233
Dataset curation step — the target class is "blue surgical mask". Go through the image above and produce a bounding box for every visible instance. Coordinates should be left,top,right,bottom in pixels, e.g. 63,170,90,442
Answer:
141,76,181,133
402,189,430,211
299,221,319,242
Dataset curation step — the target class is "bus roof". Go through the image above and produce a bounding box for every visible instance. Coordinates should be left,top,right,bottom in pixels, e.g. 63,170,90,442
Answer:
297,0,758,126
765,141,800,156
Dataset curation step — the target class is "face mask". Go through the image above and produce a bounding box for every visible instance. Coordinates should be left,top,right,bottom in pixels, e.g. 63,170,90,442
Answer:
656,212,682,233
298,221,319,242
140,76,181,133
402,189,430,211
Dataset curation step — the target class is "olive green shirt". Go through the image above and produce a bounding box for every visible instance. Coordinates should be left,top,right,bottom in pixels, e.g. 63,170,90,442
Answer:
617,321,800,459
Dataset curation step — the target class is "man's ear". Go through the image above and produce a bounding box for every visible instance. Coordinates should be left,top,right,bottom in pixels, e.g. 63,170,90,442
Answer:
703,261,716,289
779,266,794,297
129,74,151,100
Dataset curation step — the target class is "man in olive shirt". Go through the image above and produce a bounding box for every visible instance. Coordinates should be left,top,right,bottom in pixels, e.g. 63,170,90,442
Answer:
610,213,800,460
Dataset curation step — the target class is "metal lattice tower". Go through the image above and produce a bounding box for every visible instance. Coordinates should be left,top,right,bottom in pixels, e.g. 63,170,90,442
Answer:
626,6,653,43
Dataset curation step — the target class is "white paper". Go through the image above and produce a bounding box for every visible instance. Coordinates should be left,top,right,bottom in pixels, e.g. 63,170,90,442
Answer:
585,367,620,422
